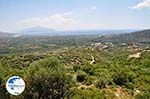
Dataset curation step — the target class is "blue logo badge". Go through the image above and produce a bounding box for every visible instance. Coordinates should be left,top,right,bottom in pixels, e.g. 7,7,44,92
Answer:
6,76,25,96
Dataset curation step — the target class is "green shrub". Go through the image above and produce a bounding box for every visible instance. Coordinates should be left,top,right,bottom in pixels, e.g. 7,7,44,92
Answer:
72,88,107,99
24,57,74,99
135,92,150,99
126,82,135,90
73,65,80,72
142,59,150,68
95,70,113,89
95,76,112,89
77,71,88,82
81,64,94,75
113,70,136,87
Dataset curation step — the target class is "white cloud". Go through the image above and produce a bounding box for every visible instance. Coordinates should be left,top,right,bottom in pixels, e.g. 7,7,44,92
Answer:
90,6,97,10
132,0,150,9
63,11,73,16
19,12,79,30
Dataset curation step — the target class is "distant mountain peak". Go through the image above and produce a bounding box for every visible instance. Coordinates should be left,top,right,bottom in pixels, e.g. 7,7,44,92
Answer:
21,26,56,35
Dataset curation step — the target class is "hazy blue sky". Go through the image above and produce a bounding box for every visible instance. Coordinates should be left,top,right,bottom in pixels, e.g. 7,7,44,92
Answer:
0,0,150,32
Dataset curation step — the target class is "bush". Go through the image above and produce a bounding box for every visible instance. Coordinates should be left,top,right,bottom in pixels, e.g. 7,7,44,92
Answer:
95,76,112,89
95,70,112,89
76,71,88,82
81,64,94,75
135,92,150,99
85,76,96,85
24,57,74,99
142,59,150,68
0,63,10,99
113,70,136,87
72,88,107,99
126,82,135,90
73,65,80,72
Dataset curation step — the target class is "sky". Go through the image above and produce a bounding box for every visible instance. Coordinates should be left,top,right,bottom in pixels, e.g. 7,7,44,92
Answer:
0,0,150,32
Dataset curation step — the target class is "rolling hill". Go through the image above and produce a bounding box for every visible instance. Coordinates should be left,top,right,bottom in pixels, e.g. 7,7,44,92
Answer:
95,29,150,44
0,31,14,38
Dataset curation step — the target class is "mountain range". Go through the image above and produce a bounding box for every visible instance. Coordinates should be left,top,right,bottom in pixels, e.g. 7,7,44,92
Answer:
0,26,136,37
21,26,56,36
21,26,136,35
0,27,150,44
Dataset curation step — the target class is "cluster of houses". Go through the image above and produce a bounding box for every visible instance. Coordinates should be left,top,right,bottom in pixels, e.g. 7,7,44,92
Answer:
91,42,109,51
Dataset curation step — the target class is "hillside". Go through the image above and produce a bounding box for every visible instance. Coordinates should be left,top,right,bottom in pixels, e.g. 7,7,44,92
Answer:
0,29,150,98
95,29,150,44
0,31,14,38
0,45,150,99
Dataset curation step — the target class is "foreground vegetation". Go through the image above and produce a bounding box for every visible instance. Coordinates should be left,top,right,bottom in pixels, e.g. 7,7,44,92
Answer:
0,35,150,99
